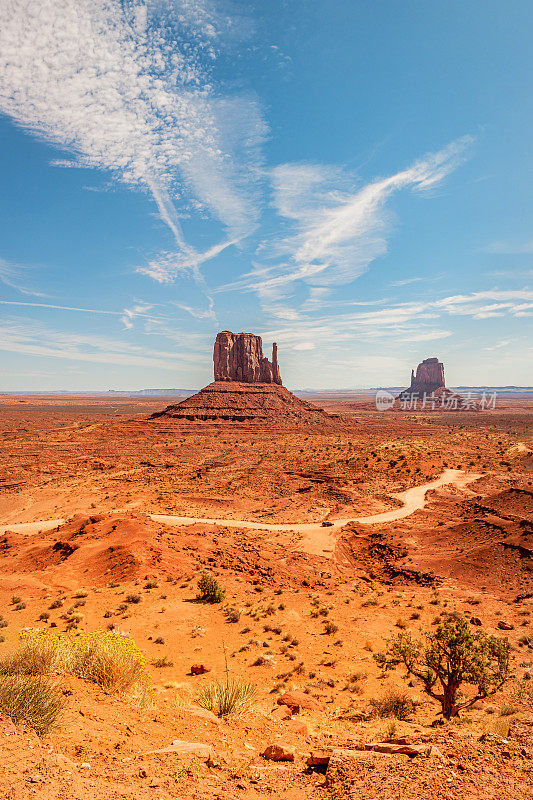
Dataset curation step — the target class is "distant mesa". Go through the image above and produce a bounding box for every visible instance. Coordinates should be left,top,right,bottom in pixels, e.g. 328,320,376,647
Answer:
152,331,338,426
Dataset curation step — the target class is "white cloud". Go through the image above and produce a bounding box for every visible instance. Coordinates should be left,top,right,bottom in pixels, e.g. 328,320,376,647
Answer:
239,136,473,301
0,1,265,281
0,299,125,315
483,240,533,255
0,316,201,369
0,260,47,297
120,302,154,329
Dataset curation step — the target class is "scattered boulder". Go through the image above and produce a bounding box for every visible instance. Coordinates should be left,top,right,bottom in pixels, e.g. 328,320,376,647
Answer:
277,691,321,714
190,663,211,675
497,621,515,630
262,743,295,762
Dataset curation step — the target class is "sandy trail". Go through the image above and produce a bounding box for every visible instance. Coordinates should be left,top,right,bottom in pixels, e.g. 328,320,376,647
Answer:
0,470,483,560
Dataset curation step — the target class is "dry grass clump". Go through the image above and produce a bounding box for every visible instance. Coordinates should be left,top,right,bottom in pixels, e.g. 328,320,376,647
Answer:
152,656,174,668
370,689,415,720
197,677,257,717
0,674,62,737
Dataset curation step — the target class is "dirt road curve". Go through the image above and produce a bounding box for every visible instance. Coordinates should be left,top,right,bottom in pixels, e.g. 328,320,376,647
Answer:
0,471,483,560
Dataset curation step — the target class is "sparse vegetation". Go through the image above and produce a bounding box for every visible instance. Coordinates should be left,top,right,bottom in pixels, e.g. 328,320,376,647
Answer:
370,689,415,720
375,615,511,718
197,572,225,604
0,674,62,736
197,677,257,717
0,629,150,695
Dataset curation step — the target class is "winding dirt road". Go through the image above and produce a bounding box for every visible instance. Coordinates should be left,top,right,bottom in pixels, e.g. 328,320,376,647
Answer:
0,470,483,559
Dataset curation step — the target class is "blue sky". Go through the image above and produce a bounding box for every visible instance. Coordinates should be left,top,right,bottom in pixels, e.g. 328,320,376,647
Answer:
0,0,531,390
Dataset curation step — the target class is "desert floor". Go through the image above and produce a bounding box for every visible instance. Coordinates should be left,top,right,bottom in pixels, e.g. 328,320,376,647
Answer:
0,393,531,800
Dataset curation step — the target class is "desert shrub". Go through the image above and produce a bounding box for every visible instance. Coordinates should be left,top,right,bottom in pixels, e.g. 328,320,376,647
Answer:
225,608,241,623
38,612,50,622
14,603,26,611
362,597,379,607
70,631,149,692
0,629,149,695
0,618,8,629
197,677,257,717
485,716,511,737
49,599,63,610
395,617,407,629
154,636,165,644
0,629,72,675
152,656,174,668
324,621,338,635
513,680,533,707
11,596,22,605
370,689,415,720
73,591,88,599
375,616,511,719
0,674,62,736
125,594,142,604
144,581,158,590
197,573,225,604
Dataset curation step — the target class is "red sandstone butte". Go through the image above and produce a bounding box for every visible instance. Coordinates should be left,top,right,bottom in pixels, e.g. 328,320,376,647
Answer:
213,331,282,385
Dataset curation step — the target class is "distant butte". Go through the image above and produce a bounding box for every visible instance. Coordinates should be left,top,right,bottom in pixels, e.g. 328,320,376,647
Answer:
402,357,446,397
152,331,339,426
398,357,478,410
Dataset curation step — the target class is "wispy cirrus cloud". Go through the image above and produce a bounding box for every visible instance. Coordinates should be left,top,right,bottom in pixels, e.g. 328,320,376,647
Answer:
0,0,266,298
220,136,473,304
0,316,200,369
261,288,533,352
0,260,47,297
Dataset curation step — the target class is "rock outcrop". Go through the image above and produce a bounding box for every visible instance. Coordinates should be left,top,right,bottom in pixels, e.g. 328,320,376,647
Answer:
213,331,281,385
153,331,341,427
405,357,445,395
397,356,479,410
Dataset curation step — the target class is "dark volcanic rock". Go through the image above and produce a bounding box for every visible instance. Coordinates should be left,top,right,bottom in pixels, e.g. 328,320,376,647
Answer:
213,331,282,385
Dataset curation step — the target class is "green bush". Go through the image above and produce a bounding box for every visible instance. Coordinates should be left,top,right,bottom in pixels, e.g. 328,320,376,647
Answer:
197,573,225,604
0,674,62,736
375,615,510,719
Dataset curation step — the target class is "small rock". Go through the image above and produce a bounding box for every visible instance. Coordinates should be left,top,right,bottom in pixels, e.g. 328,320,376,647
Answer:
470,617,482,626
262,743,295,762
284,718,308,736
178,705,220,725
307,749,332,767
190,663,211,675
277,691,321,714
142,739,217,765
498,621,514,631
